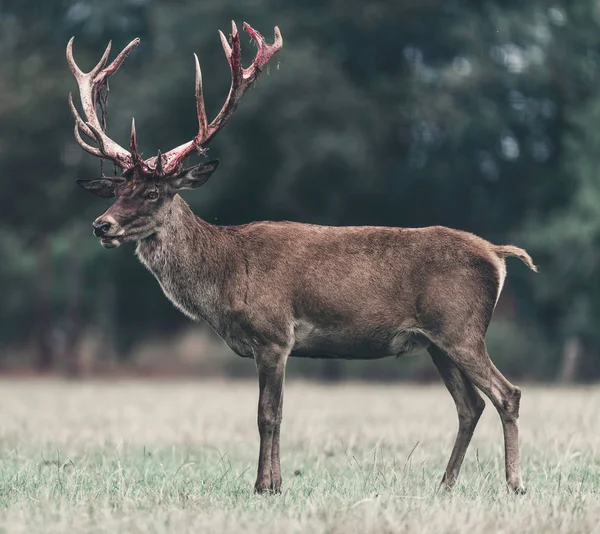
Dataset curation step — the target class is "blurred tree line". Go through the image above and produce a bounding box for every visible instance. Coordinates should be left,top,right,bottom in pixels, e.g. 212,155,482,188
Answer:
1,0,600,381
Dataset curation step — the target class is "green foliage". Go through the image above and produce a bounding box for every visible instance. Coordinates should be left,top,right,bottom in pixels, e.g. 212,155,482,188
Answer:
2,0,600,378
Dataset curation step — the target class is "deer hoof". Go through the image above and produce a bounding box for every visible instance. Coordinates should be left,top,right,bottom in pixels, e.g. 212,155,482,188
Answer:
270,473,282,493
254,478,273,494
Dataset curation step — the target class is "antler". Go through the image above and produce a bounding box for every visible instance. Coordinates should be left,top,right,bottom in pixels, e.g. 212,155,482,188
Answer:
67,22,283,177
67,37,148,172
146,21,283,176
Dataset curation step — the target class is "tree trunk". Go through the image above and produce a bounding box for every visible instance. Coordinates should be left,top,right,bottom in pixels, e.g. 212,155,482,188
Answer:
34,236,54,372
559,336,582,383
95,263,118,371
64,226,85,377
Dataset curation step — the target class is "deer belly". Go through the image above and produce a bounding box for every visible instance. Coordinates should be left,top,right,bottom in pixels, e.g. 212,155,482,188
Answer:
292,321,429,360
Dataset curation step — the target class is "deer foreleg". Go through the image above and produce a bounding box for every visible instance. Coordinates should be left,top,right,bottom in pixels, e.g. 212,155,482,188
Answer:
254,346,288,493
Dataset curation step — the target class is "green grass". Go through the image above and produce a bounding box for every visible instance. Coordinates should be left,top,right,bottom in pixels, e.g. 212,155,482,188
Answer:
0,380,598,533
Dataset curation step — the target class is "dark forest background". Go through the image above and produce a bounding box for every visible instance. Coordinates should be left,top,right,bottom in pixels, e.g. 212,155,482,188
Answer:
2,0,600,381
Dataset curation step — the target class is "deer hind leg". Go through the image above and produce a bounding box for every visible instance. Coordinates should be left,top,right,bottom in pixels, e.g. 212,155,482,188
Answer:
428,345,485,490
441,340,525,494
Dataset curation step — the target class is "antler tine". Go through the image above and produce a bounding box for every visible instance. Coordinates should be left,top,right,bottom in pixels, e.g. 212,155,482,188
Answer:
69,87,108,158
274,26,283,47
130,117,141,164
98,38,141,82
73,123,103,158
85,121,109,154
229,21,243,88
66,37,142,171
155,149,164,176
155,22,283,176
194,53,208,140
218,29,232,61
241,22,283,82
68,92,95,140
90,41,112,78
66,37,84,80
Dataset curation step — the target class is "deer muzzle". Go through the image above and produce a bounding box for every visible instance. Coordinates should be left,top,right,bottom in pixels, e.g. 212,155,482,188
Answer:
93,215,124,249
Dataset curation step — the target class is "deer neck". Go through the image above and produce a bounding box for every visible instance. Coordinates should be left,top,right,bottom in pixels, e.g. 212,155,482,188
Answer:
135,195,235,324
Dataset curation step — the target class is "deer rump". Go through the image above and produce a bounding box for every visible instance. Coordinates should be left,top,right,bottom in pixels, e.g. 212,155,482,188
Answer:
220,222,510,361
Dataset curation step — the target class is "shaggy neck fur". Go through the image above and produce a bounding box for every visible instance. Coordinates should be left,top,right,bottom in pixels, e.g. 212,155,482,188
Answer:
135,195,238,326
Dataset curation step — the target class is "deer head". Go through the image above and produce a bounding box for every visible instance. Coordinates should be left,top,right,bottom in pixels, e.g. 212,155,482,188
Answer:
67,22,282,249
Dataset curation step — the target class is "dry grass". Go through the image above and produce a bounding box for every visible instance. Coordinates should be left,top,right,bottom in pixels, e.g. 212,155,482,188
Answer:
0,379,599,533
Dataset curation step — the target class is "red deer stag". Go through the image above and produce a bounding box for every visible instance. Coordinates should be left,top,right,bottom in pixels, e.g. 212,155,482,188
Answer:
68,22,536,494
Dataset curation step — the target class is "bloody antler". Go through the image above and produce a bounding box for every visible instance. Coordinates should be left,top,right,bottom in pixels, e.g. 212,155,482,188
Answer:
67,37,142,171
67,22,283,178
146,21,283,176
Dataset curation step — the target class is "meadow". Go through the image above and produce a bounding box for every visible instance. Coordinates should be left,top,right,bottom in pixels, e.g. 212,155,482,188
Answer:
0,379,598,533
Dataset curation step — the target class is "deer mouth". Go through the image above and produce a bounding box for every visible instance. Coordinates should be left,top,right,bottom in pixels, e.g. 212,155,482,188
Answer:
100,236,123,249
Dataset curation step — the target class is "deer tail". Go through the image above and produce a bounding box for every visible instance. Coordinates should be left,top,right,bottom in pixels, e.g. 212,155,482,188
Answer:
493,245,538,272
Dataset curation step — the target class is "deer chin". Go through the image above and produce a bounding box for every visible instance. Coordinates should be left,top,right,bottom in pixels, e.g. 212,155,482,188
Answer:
100,236,123,249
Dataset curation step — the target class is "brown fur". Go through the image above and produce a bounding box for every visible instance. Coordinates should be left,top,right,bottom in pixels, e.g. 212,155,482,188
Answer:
87,189,536,494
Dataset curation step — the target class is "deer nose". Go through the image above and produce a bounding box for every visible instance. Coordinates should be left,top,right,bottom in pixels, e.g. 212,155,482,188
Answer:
92,221,111,237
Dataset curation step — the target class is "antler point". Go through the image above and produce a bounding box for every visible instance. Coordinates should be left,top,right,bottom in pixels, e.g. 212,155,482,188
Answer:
219,30,232,58
274,26,283,47
194,53,202,80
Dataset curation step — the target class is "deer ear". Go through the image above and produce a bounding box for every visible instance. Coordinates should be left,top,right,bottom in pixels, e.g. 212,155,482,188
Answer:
168,160,219,190
76,177,125,198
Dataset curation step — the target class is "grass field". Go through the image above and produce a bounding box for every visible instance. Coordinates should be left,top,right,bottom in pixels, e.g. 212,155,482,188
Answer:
0,379,598,533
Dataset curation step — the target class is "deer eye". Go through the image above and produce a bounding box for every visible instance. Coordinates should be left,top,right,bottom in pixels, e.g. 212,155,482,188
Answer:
146,190,159,201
